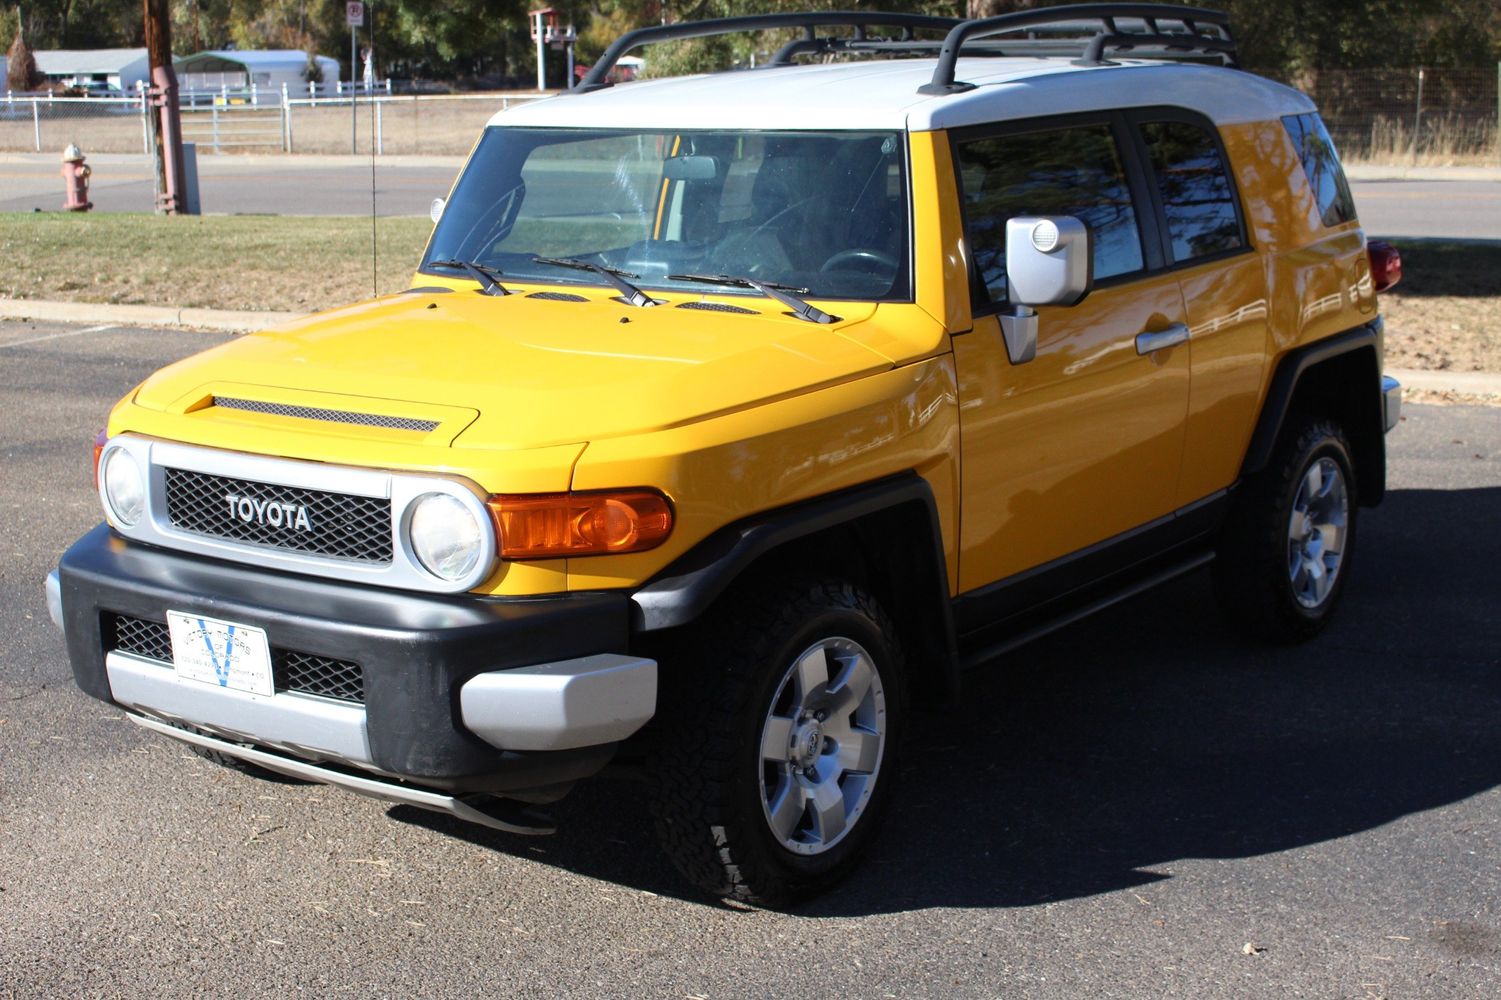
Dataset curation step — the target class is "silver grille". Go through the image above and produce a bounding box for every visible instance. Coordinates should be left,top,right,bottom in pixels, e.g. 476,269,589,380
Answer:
213,396,439,433
164,468,392,562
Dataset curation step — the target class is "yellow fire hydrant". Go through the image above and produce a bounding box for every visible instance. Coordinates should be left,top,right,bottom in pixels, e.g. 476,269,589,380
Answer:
61,144,93,212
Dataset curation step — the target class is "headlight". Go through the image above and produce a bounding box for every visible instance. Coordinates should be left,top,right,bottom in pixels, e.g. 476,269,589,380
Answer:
102,448,145,527
408,493,484,582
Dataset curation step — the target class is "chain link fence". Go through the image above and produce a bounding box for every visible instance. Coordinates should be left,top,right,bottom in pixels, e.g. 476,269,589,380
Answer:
3,68,1496,163
1261,67,1500,165
0,90,545,156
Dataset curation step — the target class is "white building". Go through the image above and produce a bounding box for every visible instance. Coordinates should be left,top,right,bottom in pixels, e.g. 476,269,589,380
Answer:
30,49,152,92
174,50,340,93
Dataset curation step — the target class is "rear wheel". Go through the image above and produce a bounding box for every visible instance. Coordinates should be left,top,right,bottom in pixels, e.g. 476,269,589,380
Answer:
649,578,905,905
1214,417,1359,642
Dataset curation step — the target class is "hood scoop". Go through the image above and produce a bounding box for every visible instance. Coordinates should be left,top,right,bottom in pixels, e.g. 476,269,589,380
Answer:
212,396,441,434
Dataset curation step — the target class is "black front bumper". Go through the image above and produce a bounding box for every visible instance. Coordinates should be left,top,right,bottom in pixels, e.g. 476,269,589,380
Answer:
57,524,632,793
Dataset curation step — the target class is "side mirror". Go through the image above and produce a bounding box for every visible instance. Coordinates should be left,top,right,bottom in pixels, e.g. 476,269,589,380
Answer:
430,197,446,224
997,216,1092,365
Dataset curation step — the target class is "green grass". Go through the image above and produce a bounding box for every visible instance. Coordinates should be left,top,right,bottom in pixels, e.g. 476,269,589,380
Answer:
0,213,433,313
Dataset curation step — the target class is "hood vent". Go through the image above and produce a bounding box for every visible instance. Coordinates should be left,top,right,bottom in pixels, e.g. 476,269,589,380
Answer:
212,396,440,433
678,300,756,314
528,291,589,302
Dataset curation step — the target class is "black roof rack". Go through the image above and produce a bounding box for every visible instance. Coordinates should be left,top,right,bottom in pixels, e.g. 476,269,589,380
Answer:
571,5,1235,97
574,12,962,94
917,4,1235,95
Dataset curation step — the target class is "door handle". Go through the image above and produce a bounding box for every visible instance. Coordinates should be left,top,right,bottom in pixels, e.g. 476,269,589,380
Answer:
1135,323,1190,355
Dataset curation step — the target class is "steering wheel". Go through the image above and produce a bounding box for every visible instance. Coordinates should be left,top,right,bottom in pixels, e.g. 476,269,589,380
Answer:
820,248,898,273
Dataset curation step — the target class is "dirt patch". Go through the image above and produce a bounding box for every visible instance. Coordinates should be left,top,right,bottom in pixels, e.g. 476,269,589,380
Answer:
1377,240,1501,374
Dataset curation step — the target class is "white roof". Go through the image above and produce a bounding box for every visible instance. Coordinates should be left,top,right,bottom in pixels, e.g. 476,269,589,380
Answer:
176,50,325,72
493,58,1314,133
34,49,148,75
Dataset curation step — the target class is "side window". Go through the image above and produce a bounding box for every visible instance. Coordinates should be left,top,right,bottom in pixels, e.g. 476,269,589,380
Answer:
1139,120,1244,262
955,123,1144,306
1283,112,1357,227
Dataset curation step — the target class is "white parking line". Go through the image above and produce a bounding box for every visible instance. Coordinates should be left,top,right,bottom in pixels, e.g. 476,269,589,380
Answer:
0,324,116,348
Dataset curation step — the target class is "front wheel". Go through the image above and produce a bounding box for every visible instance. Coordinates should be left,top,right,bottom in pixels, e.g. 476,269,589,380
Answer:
1214,416,1359,642
649,579,905,905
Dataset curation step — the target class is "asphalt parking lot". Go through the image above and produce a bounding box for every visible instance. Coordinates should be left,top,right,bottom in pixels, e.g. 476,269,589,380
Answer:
2,319,1499,998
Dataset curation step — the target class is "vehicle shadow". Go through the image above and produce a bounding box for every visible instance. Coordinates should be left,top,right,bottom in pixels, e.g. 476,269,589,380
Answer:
393,486,1501,915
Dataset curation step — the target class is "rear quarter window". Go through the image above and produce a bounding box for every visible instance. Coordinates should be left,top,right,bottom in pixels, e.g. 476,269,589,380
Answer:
1283,113,1357,228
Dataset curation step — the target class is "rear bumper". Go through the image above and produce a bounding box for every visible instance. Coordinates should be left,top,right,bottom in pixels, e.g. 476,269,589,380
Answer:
53,524,656,798
1381,374,1402,432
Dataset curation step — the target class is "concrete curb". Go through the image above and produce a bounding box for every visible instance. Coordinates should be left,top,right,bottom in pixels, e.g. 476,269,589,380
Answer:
0,299,305,333
1386,368,1501,395
1344,165,1501,182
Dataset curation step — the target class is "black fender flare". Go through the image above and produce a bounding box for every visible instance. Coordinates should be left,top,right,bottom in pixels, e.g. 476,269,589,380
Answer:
1241,320,1385,505
631,473,959,695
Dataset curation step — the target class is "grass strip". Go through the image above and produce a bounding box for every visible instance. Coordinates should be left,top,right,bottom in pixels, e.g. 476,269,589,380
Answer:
1,213,432,313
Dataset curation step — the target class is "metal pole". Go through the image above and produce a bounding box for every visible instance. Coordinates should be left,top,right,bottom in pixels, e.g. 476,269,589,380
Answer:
1412,67,1425,165
351,24,358,154
32,100,40,152
535,11,546,91
375,99,383,155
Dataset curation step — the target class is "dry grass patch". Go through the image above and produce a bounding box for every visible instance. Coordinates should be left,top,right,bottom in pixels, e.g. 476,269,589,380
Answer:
1,213,432,312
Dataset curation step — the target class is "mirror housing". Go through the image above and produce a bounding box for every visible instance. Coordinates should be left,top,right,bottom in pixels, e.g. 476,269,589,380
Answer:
1005,216,1091,307
663,155,719,181
997,216,1092,365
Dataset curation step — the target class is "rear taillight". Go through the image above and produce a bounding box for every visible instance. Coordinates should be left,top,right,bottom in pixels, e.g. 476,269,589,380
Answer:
91,428,108,487
1368,240,1402,293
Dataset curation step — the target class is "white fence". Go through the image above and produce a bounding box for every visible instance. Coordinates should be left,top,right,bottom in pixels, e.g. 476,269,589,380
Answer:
0,88,548,156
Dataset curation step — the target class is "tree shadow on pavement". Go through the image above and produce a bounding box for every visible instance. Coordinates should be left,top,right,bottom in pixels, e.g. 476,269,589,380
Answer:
394,486,1501,916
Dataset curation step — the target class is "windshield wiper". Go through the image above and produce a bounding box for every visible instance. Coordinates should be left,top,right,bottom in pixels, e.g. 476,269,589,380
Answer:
668,273,840,325
531,256,658,308
428,258,511,296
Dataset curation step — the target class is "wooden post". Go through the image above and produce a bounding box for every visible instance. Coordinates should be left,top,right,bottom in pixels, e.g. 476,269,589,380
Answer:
144,0,186,214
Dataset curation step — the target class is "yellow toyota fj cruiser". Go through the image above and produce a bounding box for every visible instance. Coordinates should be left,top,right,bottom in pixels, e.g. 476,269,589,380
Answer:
48,6,1404,904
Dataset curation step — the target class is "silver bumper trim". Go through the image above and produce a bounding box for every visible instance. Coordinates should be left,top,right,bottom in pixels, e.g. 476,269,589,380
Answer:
45,569,62,628
126,714,552,836
105,650,373,766
460,654,657,752
1382,374,1402,432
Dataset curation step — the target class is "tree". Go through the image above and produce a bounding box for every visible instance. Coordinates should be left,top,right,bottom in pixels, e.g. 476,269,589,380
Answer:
7,10,44,92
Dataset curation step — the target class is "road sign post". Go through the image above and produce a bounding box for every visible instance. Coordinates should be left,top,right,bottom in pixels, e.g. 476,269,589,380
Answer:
347,1,364,154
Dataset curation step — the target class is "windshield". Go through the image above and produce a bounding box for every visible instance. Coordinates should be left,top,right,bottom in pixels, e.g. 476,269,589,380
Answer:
422,127,912,301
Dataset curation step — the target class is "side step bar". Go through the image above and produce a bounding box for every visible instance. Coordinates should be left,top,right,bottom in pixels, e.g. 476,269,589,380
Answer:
128,713,556,836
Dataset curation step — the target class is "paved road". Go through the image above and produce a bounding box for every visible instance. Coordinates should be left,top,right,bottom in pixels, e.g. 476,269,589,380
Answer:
1,153,1497,239
0,153,461,218
2,318,1499,998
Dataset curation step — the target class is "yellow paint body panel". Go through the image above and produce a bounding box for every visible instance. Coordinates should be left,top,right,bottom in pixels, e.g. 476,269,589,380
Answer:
105,115,1378,603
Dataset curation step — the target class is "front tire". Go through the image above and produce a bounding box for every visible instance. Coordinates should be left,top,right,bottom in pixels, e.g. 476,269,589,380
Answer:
649,579,906,906
1214,416,1359,642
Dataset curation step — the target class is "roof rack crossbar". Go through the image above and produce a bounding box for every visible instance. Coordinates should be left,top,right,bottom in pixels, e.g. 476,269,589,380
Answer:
573,11,963,93
916,3,1234,95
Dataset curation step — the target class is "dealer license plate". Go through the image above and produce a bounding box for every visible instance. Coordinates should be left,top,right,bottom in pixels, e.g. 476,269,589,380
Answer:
165,611,274,697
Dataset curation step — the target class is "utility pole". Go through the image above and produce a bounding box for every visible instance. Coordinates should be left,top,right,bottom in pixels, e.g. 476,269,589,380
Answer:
144,0,186,214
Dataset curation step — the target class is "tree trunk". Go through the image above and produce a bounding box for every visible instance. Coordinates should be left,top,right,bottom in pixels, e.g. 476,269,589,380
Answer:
144,0,186,214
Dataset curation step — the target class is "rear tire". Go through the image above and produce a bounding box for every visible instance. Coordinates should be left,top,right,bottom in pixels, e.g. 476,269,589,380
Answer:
1214,417,1358,642
649,578,906,906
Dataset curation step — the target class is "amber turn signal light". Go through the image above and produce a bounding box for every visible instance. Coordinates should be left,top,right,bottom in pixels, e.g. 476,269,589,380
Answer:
92,428,108,488
488,490,673,559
